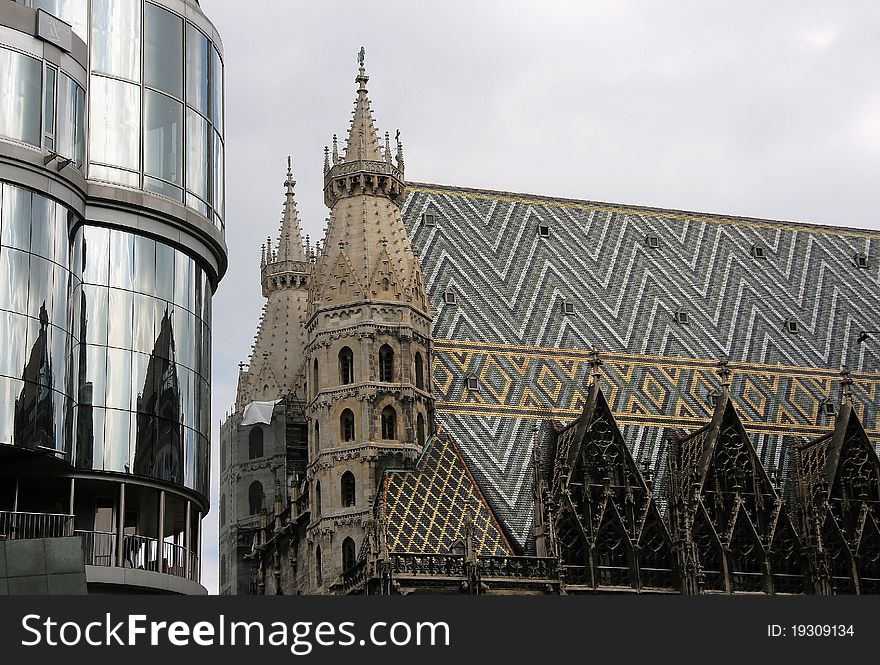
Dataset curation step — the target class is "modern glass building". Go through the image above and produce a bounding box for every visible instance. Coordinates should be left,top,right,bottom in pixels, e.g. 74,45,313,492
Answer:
0,0,226,594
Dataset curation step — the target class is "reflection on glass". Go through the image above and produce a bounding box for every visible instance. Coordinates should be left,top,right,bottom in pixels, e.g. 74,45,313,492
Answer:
0,311,28,378
173,251,195,313
186,24,209,116
82,284,109,346
57,73,88,168
109,229,135,289
107,288,133,349
103,408,131,472
132,234,156,295
210,45,223,133
145,90,183,186
91,0,141,81
0,377,24,444
0,47,41,146
1,180,33,252
133,307,183,485
155,242,174,302
14,304,55,450
81,226,110,285
0,249,29,314
105,347,131,410
90,76,140,171
26,255,50,319
145,2,183,98
29,193,54,260
89,164,140,188
185,109,209,202
132,292,157,354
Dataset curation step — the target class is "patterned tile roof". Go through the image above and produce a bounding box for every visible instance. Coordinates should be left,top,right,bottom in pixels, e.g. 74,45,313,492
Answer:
401,181,880,549
378,430,513,555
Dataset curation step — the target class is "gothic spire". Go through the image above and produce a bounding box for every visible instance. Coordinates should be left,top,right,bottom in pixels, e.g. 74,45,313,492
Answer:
276,156,306,262
343,49,384,163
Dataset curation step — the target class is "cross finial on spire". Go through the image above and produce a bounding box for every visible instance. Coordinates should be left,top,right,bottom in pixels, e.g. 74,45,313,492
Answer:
716,357,732,388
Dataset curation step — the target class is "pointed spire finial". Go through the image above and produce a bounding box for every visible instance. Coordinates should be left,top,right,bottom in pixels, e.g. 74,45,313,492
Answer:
332,134,339,164
716,357,732,389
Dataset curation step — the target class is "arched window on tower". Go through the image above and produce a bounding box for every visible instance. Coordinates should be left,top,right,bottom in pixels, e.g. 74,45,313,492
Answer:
339,346,354,384
315,480,322,517
381,277,390,292
313,358,319,396
248,481,264,515
314,420,320,449
341,471,356,508
381,405,397,440
341,409,355,442
379,344,394,382
342,537,356,572
220,494,226,527
248,426,264,459
316,545,323,586
415,352,424,390
417,412,426,446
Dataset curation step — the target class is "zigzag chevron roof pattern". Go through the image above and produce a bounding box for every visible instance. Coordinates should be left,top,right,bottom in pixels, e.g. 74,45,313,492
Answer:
401,183,880,551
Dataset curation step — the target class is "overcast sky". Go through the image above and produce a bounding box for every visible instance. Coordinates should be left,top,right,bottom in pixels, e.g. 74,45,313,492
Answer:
196,0,880,593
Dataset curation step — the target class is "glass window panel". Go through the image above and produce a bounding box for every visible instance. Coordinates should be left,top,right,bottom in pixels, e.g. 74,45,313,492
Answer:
0,311,28,378
49,322,67,391
144,176,183,203
198,376,210,436
0,377,24,444
210,45,223,132
177,365,193,430
185,108,209,201
53,201,72,268
131,293,157,355
132,234,156,295
82,284,109,346
145,2,183,98
105,347,132,410
175,310,195,371
103,408,131,472
0,249,29,314
56,73,78,162
1,184,32,252
88,164,139,188
186,24,209,116
0,47,42,145
33,0,88,44
173,250,194,312
91,0,141,81
29,193,54,260
183,425,198,491
185,194,209,219
49,263,68,331
44,65,56,150
74,83,85,169
145,90,183,186
86,408,106,470
89,76,140,171
84,344,107,408
154,243,174,302
109,229,135,290
27,255,51,320
212,131,224,225
107,288,133,349
81,226,110,285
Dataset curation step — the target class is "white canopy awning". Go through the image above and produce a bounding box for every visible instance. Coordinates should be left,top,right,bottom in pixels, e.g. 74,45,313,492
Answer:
241,399,281,426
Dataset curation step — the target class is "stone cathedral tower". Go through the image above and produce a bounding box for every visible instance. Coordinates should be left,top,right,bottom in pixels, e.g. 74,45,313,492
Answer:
303,54,434,592
219,161,310,595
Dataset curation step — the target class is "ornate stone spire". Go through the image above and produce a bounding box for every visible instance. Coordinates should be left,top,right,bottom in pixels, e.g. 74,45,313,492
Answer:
323,48,405,209
277,156,306,263
312,50,426,314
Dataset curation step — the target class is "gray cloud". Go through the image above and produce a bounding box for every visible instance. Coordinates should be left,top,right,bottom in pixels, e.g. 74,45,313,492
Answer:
198,0,880,593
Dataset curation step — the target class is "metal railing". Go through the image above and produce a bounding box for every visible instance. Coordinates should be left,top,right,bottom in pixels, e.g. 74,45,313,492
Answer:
75,531,200,582
0,510,74,540
77,530,117,567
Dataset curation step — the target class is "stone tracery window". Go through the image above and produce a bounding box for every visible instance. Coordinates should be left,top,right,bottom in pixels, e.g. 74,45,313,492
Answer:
381,405,397,440
379,344,394,382
341,408,355,442
339,346,354,384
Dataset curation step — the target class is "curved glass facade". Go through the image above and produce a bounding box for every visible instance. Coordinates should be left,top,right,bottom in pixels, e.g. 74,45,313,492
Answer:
69,226,212,497
0,45,86,167
0,182,74,456
88,0,225,229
